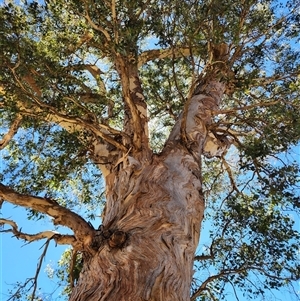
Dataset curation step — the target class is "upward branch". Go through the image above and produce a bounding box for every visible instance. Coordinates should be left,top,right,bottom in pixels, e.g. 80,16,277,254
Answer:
115,55,150,155
0,114,22,150
164,44,233,159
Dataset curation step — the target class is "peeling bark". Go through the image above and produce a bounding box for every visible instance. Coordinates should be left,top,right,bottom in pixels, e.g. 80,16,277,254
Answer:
115,55,150,155
69,74,232,300
70,149,204,301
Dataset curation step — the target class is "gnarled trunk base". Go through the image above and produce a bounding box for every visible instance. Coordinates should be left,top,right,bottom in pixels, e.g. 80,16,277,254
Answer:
69,148,204,301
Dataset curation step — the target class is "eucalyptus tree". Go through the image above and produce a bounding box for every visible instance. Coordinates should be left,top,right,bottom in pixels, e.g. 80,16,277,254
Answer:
0,0,300,300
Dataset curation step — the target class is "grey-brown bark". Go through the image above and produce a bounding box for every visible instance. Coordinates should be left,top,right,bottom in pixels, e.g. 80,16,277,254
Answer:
70,149,204,301
69,68,230,300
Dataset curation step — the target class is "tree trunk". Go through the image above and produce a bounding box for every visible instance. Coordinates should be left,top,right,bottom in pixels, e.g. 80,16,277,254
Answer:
69,46,229,298
69,147,204,301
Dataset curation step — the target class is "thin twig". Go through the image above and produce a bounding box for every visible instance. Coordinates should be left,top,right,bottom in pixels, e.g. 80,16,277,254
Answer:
31,239,51,301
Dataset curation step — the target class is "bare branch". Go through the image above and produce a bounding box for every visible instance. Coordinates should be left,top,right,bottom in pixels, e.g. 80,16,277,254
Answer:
228,279,241,301
0,218,76,245
194,254,214,261
212,99,281,116
190,268,248,301
0,184,94,251
7,278,34,301
221,156,240,193
191,265,294,301
138,46,192,67
4,239,54,301
31,240,51,301
0,114,22,150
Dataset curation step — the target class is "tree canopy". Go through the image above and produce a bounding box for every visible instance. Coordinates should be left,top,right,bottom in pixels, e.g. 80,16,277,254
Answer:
0,0,300,300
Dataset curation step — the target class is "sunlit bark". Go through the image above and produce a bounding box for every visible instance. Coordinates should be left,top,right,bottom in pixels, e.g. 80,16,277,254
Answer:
69,68,231,300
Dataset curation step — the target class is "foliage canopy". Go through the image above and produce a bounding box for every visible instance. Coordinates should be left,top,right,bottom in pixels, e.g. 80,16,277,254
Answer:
0,0,300,300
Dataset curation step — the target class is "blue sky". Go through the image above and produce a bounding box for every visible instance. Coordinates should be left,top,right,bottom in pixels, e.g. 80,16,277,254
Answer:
0,204,69,300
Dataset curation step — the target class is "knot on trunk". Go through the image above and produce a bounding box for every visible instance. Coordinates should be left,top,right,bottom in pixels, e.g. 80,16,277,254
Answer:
108,230,128,248
90,227,128,250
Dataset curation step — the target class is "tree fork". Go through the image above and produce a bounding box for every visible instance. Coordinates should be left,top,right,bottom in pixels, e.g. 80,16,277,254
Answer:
69,72,230,300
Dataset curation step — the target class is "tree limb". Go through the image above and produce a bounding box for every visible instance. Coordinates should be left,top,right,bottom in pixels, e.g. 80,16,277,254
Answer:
0,218,76,245
212,99,281,116
5,239,54,301
190,267,249,301
138,46,192,67
0,114,22,150
31,239,50,301
0,184,94,251
82,1,111,42
190,265,294,301
221,156,240,193
115,56,150,152
64,64,107,96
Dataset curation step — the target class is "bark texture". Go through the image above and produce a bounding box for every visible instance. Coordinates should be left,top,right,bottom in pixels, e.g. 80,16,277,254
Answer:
69,75,228,301
70,150,204,301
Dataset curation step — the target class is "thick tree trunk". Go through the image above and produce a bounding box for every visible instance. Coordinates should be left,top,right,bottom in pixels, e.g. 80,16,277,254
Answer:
69,147,204,301
69,48,229,298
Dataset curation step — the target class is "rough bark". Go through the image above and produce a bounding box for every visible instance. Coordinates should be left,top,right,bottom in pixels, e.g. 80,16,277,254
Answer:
69,74,229,300
70,149,204,301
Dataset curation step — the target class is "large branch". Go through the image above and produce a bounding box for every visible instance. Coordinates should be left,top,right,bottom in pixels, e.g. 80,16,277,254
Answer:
164,80,232,159
115,55,150,153
0,183,94,250
164,43,234,159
